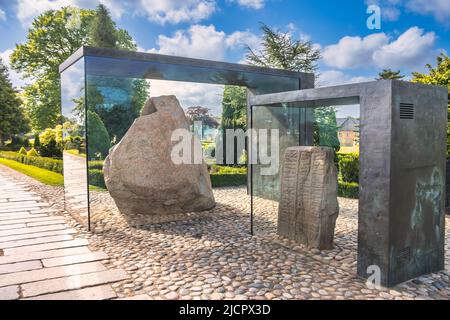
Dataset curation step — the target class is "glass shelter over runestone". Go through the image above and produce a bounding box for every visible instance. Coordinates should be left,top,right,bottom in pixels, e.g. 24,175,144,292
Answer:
60,47,448,287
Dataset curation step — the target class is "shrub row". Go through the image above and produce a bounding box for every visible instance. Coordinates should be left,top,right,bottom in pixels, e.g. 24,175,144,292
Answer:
89,169,106,189
88,160,104,170
210,173,247,187
338,181,359,199
0,151,63,174
337,152,359,183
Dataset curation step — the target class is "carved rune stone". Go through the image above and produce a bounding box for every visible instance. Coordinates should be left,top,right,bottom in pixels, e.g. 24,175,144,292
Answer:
277,146,339,250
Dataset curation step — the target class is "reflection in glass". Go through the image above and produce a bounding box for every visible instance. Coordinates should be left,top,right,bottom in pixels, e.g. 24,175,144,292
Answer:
61,58,89,226
251,104,360,236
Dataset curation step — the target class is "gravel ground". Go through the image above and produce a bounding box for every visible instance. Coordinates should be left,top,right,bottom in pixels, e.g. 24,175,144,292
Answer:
2,164,450,300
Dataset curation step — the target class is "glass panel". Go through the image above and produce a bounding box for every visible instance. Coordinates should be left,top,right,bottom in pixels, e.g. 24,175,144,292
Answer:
62,54,302,231
61,58,89,227
251,104,360,239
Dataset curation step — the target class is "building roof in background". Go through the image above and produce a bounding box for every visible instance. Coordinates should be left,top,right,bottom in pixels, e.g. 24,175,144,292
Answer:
337,117,359,132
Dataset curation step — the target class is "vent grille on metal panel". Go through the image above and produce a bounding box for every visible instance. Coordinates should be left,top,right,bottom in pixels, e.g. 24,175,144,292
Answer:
400,103,414,119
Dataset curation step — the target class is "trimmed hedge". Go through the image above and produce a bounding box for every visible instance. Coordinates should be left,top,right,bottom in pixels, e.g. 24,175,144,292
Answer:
88,160,104,170
89,169,106,189
210,173,247,187
338,152,359,183
338,181,359,199
0,151,63,174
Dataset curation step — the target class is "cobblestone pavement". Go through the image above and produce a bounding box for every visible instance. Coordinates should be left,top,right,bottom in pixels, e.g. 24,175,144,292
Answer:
1,164,449,300
0,167,128,300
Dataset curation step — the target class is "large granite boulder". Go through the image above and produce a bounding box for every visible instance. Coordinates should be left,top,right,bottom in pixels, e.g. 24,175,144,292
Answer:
277,146,339,250
103,95,215,218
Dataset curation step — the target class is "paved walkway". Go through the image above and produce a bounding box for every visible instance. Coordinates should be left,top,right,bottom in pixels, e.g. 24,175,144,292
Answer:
0,171,128,300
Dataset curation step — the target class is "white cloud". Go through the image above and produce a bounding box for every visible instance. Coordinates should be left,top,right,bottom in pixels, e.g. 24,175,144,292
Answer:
373,27,436,69
150,80,224,116
365,0,450,24
0,49,29,89
323,27,437,71
149,24,259,61
318,70,373,87
231,0,264,10
323,33,389,69
365,0,402,21
0,8,6,21
137,0,216,24
15,0,126,26
406,0,450,23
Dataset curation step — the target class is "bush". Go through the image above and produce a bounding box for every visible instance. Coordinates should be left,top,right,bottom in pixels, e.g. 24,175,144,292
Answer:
87,111,110,159
40,137,62,158
338,181,359,199
210,173,247,187
88,160,104,170
33,133,41,150
0,151,63,174
338,152,359,183
89,169,106,189
18,147,27,155
27,148,39,157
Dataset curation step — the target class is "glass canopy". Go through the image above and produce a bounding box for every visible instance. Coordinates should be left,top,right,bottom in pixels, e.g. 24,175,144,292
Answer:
60,46,313,230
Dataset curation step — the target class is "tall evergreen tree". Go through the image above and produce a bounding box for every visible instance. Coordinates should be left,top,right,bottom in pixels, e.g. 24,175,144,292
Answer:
377,69,405,80
246,23,321,73
0,59,29,147
89,4,118,48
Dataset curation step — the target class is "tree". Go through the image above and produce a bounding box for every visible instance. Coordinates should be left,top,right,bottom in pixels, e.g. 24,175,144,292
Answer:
412,53,450,153
313,107,340,152
10,6,136,131
0,59,29,147
87,110,110,159
89,5,118,48
246,23,321,73
33,133,41,150
221,86,247,130
186,106,219,127
377,69,405,80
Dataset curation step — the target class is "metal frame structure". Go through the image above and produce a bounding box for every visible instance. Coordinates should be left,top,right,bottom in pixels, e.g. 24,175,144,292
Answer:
249,80,448,286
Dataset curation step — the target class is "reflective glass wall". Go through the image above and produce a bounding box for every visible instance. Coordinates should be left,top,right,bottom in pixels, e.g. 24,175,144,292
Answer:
251,104,360,236
60,48,307,231
61,58,89,227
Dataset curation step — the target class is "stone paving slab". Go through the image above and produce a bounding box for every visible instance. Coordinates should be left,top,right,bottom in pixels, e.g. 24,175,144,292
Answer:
21,269,129,298
0,170,128,300
0,216,68,226
42,252,109,268
0,223,26,230
24,284,117,300
26,220,66,227
0,228,77,242
0,214,50,221
0,234,74,249
0,247,91,265
0,224,69,238
0,285,19,300
3,239,89,255
0,261,107,287
0,260,42,275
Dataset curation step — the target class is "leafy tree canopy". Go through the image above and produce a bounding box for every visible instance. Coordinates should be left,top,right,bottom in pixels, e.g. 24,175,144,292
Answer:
0,58,29,147
10,6,136,132
221,85,247,130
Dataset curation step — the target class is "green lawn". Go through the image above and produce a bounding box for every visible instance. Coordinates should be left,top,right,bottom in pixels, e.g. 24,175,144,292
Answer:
0,158,64,186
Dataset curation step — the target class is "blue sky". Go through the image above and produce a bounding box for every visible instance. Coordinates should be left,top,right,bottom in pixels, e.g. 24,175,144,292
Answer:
0,0,448,115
